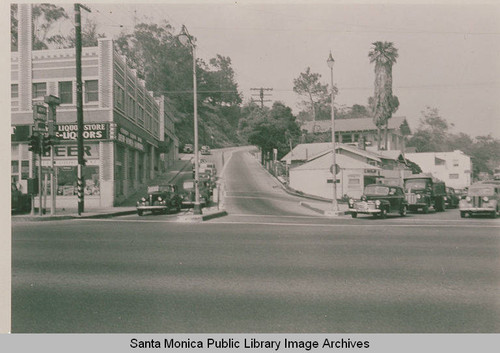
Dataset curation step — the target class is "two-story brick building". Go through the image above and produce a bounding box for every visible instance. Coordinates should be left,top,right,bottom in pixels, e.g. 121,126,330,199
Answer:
11,4,178,208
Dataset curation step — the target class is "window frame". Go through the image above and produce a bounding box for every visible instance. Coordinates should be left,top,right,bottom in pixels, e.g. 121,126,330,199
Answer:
58,81,73,104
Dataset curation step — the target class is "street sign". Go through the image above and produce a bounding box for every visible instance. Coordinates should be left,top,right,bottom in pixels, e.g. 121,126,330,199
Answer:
330,164,340,175
33,104,48,133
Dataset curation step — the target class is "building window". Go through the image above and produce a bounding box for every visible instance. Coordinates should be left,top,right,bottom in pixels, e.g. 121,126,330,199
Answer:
453,159,459,167
449,174,459,179
32,82,47,98
115,85,124,109
11,160,19,174
11,84,18,98
434,157,446,166
58,81,73,104
85,80,98,102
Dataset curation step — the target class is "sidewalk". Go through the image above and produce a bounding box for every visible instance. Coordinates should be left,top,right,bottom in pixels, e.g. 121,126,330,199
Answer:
12,159,192,222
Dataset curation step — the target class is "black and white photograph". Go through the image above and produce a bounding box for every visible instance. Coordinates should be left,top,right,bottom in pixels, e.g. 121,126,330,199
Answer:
3,0,500,349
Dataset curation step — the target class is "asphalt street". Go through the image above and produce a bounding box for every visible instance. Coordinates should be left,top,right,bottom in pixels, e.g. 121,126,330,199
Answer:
11,150,500,333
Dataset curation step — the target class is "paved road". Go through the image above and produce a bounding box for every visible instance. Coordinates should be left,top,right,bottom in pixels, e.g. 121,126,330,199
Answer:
11,149,500,333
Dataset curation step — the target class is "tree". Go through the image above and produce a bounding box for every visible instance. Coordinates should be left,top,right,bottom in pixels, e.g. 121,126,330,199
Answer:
293,67,331,122
407,107,451,152
368,41,400,150
53,19,106,48
245,102,301,163
115,21,243,148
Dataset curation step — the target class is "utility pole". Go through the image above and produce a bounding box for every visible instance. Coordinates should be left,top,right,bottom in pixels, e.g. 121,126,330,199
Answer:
75,3,91,215
250,87,273,108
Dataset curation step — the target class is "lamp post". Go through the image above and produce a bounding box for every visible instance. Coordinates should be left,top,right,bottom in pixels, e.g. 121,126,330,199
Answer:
178,25,202,215
327,52,339,213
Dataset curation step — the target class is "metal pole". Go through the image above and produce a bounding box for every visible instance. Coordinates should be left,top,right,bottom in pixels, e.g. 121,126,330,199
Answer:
75,4,86,215
50,149,55,215
330,63,338,212
192,43,201,215
38,146,43,216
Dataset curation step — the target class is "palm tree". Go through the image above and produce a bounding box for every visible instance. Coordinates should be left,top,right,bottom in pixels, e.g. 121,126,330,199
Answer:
368,41,399,150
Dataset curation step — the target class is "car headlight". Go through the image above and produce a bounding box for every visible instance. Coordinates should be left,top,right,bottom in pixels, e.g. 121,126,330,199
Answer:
361,195,367,201
348,198,354,206
375,200,381,207
466,196,471,202
157,197,163,202
443,197,447,201
141,197,146,202
416,194,421,199
482,196,489,202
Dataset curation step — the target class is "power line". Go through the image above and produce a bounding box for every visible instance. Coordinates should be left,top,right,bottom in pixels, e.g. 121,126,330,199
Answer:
250,87,273,108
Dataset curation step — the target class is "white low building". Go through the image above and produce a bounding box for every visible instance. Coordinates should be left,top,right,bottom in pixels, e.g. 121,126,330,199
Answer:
404,150,472,190
289,150,380,199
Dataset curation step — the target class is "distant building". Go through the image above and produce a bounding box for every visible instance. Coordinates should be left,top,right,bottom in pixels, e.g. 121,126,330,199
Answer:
282,142,412,198
11,4,178,208
404,150,472,190
301,116,409,151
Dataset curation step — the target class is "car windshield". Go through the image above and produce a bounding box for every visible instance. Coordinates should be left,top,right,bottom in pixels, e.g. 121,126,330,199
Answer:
364,185,389,196
468,186,495,196
405,179,429,191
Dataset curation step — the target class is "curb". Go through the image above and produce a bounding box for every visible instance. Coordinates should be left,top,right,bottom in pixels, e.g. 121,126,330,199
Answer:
177,209,228,223
254,156,348,205
299,202,348,216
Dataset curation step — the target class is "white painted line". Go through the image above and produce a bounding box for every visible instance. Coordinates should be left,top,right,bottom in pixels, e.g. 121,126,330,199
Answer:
78,218,500,229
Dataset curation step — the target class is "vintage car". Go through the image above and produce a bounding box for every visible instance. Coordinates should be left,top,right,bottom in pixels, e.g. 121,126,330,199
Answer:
348,184,409,219
459,182,499,218
181,179,211,207
200,145,211,155
136,184,183,216
183,144,194,154
11,183,30,213
404,174,446,213
444,187,460,208
193,162,217,178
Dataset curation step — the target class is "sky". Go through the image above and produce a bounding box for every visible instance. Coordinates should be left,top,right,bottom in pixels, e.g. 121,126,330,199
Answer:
9,1,500,137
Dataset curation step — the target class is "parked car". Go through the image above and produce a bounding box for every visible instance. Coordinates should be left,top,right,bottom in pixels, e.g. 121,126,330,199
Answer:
444,187,460,208
459,182,499,218
348,184,408,219
183,144,194,154
11,183,30,213
136,184,183,216
200,145,211,155
181,179,211,207
404,174,446,213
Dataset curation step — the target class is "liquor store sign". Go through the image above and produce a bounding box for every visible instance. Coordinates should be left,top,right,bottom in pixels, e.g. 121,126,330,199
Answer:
55,123,110,141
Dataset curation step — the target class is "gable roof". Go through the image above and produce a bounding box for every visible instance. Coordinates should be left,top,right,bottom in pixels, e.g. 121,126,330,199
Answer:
282,142,383,163
302,116,407,133
292,150,381,171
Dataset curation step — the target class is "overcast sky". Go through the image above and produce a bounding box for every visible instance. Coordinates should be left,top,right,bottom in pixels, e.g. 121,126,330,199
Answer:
16,1,500,137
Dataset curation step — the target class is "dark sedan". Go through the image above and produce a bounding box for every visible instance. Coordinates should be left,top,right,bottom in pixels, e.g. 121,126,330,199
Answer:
349,184,408,219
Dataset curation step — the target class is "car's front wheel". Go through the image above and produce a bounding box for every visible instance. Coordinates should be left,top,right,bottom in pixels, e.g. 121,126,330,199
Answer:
460,211,466,218
137,210,143,216
379,208,387,219
351,212,357,218
400,205,407,217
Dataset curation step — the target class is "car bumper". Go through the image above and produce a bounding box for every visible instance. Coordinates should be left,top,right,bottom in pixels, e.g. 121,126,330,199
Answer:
349,207,381,215
460,207,496,213
137,205,167,211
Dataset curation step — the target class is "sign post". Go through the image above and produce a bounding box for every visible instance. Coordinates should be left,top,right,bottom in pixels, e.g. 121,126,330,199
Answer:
33,103,47,215
45,95,60,215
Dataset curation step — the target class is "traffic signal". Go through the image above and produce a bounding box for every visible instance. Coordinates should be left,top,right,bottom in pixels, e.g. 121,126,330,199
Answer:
28,134,40,154
42,134,53,153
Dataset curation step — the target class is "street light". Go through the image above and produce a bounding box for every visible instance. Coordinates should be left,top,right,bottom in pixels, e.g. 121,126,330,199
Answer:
178,25,202,215
327,51,339,214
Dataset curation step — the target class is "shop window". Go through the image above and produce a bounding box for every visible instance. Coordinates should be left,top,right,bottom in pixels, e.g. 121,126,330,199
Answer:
32,82,46,98
21,160,30,179
85,80,98,102
58,81,73,104
56,166,100,196
11,160,19,174
11,84,18,98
